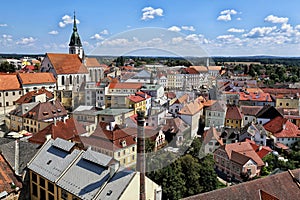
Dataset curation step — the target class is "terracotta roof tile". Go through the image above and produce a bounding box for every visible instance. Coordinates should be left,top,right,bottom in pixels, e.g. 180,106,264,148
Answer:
0,74,21,91
85,57,101,68
241,106,263,116
178,96,204,115
108,82,142,89
15,88,53,104
29,118,85,144
127,95,145,103
225,105,243,120
239,91,273,102
46,53,88,74
190,66,208,73
174,94,189,104
264,116,300,138
183,169,300,200
18,72,56,85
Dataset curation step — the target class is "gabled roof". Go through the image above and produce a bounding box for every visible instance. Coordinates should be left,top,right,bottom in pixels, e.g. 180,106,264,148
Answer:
162,117,190,135
182,169,300,200
0,140,39,175
127,95,145,103
206,101,225,112
174,94,189,104
240,105,263,116
0,74,21,91
27,139,82,183
239,91,273,102
202,127,223,146
23,100,67,121
85,57,101,68
221,141,264,167
178,97,204,115
263,116,300,138
46,53,88,74
18,72,56,85
14,88,53,104
256,105,282,119
225,105,243,120
9,102,39,117
28,118,86,144
108,82,142,90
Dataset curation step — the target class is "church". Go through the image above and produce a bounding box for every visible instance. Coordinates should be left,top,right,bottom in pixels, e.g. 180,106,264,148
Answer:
39,13,104,109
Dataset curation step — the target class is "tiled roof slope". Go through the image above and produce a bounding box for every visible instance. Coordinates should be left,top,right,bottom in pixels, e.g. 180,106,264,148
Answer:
0,74,21,90
18,72,56,85
202,127,223,146
178,97,204,115
182,169,300,200
108,82,142,89
225,105,243,120
15,88,53,104
241,106,263,116
206,101,226,112
264,116,300,138
85,57,101,68
256,105,282,119
46,53,88,74
29,118,86,144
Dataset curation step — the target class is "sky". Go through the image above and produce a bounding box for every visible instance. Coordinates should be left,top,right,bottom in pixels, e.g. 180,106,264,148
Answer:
1,0,300,57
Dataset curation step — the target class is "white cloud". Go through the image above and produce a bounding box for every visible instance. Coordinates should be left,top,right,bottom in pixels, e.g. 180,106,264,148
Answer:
141,7,163,20
217,9,238,22
264,15,289,24
295,25,300,30
16,37,36,45
101,29,109,35
168,26,181,32
243,26,277,38
181,26,195,31
0,24,8,27
90,33,104,40
217,35,234,40
2,34,13,42
48,30,58,35
59,15,80,28
171,37,183,44
227,28,245,33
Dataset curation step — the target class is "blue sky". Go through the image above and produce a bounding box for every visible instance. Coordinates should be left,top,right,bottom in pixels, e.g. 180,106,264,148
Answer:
1,0,300,56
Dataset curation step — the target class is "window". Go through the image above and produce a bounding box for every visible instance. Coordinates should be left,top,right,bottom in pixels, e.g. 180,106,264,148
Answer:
40,188,46,200
32,183,38,197
132,146,135,151
286,103,289,106
19,91,22,95
5,92,8,96
40,177,45,188
123,150,126,155
245,116,248,120
61,76,65,85
6,102,9,106
118,152,120,157
132,155,135,160
32,172,37,183
48,182,54,193
12,91,15,96
48,194,54,200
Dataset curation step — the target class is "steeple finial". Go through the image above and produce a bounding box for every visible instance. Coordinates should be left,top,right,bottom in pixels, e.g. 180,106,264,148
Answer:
73,11,77,31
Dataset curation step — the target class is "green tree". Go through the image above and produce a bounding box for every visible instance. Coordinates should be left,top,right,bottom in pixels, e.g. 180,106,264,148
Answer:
187,137,202,158
0,61,15,73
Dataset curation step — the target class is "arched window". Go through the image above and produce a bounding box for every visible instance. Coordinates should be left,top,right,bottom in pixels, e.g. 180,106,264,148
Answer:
69,75,72,84
61,76,65,85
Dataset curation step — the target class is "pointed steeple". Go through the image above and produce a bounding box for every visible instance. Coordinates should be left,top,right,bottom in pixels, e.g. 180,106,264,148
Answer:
69,11,84,60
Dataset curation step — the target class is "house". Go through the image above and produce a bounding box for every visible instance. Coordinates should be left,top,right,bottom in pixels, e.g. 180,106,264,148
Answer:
17,72,56,93
169,93,189,116
80,122,137,167
201,127,223,154
238,91,274,106
263,116,300,149
239,122,268,146
205,101,227,128
182,169,300,200
85,81,106,108
162,117,190,147
21,100,68,133
240,105,262,125
97,108,134,125
0,74,23,116
224,105,243,129
141,84,164,99
28,118,86,145
127,94,147,114
124,70,155,84
214,141,265,182
27,138,162,200
14,88,53,105
9,102,39,132
106,82,143,108
178,96,204,138
256,105,282,125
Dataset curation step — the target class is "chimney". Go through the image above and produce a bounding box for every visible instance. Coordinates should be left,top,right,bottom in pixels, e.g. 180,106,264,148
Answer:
14,139,19,176
136,110,146,200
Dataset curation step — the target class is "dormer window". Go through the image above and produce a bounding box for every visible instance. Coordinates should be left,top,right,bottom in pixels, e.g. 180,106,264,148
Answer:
121,140,127,147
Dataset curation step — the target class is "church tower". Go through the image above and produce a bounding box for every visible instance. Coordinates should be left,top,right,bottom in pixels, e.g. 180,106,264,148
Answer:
69,12,84,60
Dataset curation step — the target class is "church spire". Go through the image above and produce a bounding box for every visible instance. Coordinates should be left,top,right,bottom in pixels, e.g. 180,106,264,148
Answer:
69,11,84,60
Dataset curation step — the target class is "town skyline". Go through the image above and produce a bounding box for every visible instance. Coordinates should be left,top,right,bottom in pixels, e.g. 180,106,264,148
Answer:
1,0,300,56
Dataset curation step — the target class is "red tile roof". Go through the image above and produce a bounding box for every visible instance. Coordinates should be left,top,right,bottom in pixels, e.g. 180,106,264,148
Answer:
182,67,199,74
46,53,88,74
29,118,85,144
23,100,67,121
18,72,56,85
239,91,273,102
81,122,137,150
0,154,22,194
178,96,204,115
241,106,263,116
246,139,272,159
223,141,264,167
183,169,300,200
0,74,21,91
264,116,300,138
225,105,243,120
85,57,101,68
15,88,53,104
127,95,145,103
108,82,142,90
174,94,189,104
